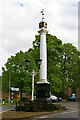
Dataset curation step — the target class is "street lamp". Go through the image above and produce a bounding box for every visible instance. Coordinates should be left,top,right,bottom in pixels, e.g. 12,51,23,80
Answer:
37,59,42,66
25,59,42,101
25,59,31,65
25,59,30,72
9,72,11,103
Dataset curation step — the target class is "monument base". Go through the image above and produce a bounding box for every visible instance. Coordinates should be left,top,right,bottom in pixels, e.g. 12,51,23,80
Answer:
36,83,50,100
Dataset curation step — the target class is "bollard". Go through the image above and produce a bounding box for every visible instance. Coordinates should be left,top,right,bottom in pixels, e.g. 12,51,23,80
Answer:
2,99,4,104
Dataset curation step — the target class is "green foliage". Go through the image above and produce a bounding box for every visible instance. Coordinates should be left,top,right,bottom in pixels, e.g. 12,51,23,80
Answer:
0,76,2,92
2,34,80,98
48,74,62,93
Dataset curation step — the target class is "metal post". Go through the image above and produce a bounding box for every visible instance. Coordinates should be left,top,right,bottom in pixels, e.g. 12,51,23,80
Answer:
31,69,35,101
9,72,11,103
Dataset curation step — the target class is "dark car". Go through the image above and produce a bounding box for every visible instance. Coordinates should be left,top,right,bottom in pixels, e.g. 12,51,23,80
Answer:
68,94,76,101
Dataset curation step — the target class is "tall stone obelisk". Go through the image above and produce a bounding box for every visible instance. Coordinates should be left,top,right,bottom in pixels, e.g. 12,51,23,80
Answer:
36,9,50,100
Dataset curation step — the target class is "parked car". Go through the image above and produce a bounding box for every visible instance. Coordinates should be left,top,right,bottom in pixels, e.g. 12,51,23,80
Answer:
0,98,2,102
68,94,76,101
46,98,52,103
49,92,62,102
57,97,62,102
50,95,58,102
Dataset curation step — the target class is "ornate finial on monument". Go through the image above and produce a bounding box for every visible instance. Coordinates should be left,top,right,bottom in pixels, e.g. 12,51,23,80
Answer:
41,9,45,21
39,9,47,29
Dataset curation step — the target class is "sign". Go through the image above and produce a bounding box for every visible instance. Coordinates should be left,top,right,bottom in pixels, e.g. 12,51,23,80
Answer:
11,87,19,91
14,88,19,91
11,87,14,91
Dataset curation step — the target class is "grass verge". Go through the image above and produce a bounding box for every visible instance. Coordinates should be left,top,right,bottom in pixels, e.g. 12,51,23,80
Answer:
1,110,54,120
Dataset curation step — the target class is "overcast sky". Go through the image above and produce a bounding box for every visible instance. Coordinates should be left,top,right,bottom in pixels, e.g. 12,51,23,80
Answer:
0,0,79,75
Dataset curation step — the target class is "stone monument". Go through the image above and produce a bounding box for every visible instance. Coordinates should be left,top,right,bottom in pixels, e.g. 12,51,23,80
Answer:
36,9,50,101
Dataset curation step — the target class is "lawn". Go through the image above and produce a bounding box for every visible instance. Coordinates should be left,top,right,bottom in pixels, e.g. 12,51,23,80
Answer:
0,102,2,106
0,101,16,106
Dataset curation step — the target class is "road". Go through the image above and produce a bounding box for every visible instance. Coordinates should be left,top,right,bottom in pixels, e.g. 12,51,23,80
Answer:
0,102,79,119
0,104,16,120
0,104,16,113
21,102,79,120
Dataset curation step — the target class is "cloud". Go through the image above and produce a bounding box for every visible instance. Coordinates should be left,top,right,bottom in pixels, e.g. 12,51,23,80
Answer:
45,0,78,47
0,0,79,75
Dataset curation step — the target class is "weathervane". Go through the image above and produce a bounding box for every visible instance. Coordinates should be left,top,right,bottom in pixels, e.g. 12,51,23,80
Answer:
39,9,47,29
41,9,45,21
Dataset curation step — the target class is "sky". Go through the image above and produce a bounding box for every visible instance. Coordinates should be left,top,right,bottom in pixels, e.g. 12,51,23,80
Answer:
0,0,79,75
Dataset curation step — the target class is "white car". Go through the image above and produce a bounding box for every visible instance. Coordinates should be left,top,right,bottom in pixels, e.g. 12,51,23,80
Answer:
50,95,58,102
0,98,2,102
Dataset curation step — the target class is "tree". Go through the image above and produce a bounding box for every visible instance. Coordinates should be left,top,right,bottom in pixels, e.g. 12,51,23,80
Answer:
46,34,63,95
61,43,79,93
0,76,2,92
33,34,79,96
2,34,80,99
